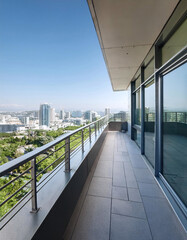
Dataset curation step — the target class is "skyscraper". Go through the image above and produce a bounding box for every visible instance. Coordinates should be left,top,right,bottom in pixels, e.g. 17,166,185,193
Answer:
60,110,65,120
65,111,71,119
84,110,92,122
39,104,50,126
50,108,55,123
105,108,110,116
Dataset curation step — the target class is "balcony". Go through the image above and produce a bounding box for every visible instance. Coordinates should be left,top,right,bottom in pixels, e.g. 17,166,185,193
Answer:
64,131,186,240
0,119,186,240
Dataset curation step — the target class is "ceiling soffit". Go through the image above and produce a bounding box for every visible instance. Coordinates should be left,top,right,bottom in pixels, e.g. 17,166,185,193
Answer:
88,0,179,90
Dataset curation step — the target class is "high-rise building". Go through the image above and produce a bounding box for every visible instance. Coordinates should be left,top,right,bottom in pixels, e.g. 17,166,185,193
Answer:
65,111,71,119
23,117,30,125
105,108,110,116
39,104,50,126
50,108,55,123
60,110,65,120
71,111,82,118
84,110,92,122
92,111,99,121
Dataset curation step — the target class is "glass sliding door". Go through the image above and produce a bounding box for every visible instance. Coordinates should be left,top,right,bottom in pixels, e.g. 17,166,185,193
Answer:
135,89,141,125
133,89,141,147
163,62,187,207
144,80,155,167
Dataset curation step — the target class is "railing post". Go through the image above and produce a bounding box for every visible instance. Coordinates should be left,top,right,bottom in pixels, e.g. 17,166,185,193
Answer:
95,123,97,137
65,137,70,172
31,158,38,213
89,126,91,142
81,129,84,153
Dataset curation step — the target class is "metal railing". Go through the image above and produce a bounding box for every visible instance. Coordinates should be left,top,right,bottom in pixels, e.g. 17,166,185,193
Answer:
145,111,187,123
109,113,126,122
0,116,108,226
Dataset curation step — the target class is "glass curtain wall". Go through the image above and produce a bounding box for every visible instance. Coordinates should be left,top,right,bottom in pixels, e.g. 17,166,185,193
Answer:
162,62,187,207
144,80,155,167
130,5,187,219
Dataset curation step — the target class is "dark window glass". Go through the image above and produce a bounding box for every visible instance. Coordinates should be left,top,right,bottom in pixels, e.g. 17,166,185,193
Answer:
135,76,141,89
163,62,187,207
133,128,141,148
145,80,155,167
162,19,187,65
144,58,154,81
135,90,141,125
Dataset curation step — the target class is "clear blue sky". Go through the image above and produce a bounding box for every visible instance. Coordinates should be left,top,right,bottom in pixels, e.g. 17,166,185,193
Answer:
0,0,127,112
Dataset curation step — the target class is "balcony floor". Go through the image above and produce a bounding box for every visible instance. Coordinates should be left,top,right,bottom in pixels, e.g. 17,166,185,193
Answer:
63,132,186,240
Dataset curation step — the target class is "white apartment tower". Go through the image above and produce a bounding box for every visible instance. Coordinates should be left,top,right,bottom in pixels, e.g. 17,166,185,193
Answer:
105,108,110,116
50,108,55,123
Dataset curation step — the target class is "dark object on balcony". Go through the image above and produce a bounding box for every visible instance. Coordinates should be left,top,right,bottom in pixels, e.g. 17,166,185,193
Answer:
108,121,127,132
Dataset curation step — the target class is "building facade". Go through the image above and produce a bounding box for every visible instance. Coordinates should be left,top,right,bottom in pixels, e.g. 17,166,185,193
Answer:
105,108,110,116
88,0,187,229
84,110,92,122
60,109,65,120
39,104,51,127
50,108,55,123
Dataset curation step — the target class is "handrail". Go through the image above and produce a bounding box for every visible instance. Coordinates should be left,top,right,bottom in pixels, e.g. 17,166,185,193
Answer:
0,116,107,177
0,116,108,224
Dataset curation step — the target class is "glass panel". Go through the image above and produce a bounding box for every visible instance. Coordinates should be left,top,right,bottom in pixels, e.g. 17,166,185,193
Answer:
162,19,187,65
144,58,154,81
127,85,131,136
163,62,187,207
135,90,141,125
135,75,141,89
144,80,155,167
133,128,141,148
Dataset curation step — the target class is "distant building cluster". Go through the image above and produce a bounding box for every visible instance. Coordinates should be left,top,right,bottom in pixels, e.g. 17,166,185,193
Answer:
0,105,127,133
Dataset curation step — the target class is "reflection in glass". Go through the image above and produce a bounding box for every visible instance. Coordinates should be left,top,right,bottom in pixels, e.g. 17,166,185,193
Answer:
144,58,154,81
135,90,141,125
162,18,187,65
133,128,141,148
144,80,155,167
163,62,187,207
135,75,141,89
134,89,141,148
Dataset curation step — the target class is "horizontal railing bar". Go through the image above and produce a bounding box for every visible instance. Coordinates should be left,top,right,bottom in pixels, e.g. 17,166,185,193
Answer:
0,191,32,230
0,189,32,223
0,179,32,207
36,143,65,166
70,145,82,157
0,167,32,191
53,143,66,152
36,152,54,166
37,160,66,189
70,146,82,157
36,152,66,178
0,116,107,177
70,135,82,143
84,132,89,137
84,138,90,144
70,140,82,151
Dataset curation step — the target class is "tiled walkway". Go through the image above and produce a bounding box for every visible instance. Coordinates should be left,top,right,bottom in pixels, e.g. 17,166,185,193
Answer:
63,132,186,240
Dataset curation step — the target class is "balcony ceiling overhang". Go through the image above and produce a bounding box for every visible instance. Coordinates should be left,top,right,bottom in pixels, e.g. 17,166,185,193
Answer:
87,0,179,90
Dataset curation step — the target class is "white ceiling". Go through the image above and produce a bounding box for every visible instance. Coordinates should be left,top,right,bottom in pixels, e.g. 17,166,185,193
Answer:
87,0,179,90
